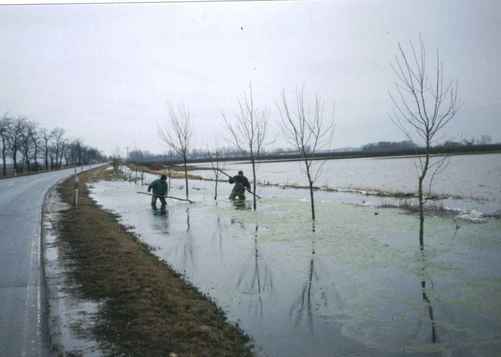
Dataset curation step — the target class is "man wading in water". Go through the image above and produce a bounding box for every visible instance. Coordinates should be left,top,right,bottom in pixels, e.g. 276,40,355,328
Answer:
228,170,251,200
148,174,168,213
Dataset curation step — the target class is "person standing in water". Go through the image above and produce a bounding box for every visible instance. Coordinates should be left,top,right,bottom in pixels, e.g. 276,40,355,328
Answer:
228,170,251,200
148,174,168,212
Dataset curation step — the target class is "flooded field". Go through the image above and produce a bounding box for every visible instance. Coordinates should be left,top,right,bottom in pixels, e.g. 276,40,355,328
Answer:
193,153,501,216
90,161,501,357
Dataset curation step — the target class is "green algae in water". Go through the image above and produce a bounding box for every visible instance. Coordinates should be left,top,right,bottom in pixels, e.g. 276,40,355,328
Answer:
92,180,501,357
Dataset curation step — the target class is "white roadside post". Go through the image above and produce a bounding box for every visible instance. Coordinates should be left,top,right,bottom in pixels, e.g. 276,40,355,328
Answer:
74,168,80,208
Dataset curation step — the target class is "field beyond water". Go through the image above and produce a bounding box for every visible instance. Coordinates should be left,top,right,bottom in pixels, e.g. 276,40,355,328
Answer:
89,159,501,357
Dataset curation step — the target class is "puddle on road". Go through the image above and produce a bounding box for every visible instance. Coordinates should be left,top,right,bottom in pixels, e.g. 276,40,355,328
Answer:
90,177,501,357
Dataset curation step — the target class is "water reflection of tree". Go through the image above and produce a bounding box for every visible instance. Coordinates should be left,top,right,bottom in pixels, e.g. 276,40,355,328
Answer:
185,207,190,232
211,215,224,262
290,233,341,335
180,207,194,276
290,241,318,333
236,224,273,316
418,251,439,344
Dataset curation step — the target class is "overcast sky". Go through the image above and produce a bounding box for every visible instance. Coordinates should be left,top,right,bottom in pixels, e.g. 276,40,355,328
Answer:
1,0,500,155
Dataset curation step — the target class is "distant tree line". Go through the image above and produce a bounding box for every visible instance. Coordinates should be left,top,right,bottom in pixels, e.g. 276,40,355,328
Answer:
128,147,253,163
443,135,493,147
0,114,106,177
128,136,500,164
362,140,418,152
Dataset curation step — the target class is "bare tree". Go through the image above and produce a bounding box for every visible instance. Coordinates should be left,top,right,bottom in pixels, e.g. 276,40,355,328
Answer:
160,103,192,200
19,120,38,172
9,117,28,173
0,115,12,176
0,114,103,175
51,128,65,169
59,139,69,168
389,38,459,250
223,83,267,210
29,124,41,170
63,141,72,167
207,148,225,201
40,128,53,171
277,88,335,223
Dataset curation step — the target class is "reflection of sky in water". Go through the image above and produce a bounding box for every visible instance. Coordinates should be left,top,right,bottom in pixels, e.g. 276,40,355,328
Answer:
90,176,501,357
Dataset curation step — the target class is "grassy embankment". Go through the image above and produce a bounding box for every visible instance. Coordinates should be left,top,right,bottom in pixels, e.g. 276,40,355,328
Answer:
56,166,253,356
125,163,205,181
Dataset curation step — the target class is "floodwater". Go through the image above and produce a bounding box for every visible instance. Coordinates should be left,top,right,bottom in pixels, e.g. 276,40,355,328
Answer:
90,164,501,357
193,153,501,216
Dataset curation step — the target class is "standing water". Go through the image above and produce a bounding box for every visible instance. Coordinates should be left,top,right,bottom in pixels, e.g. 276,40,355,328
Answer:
90,156,501,356
195,153,501,216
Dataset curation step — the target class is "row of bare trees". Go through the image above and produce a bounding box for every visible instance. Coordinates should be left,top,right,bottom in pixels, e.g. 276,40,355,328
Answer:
159,38,459,251
161,83,335,221
0,114,105,177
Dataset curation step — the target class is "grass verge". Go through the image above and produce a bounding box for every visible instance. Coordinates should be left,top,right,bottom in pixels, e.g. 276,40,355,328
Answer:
56,166,253,356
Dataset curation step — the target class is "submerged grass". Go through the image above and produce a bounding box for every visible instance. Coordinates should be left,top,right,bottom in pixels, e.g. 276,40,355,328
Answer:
377,199,455,217
56,166,253,356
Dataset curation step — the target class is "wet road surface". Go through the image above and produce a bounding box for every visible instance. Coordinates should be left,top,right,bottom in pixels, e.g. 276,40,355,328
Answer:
0,167,96,357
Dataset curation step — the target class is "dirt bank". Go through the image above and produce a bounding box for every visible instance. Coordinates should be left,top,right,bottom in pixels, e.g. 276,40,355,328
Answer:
126,163,205,180
56,166,253,356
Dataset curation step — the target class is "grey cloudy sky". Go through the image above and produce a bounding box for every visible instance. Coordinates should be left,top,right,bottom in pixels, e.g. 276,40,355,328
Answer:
1,0,500,155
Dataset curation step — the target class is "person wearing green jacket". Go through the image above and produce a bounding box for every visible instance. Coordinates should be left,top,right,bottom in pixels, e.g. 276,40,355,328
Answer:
228,170,251,200
148,174,168,211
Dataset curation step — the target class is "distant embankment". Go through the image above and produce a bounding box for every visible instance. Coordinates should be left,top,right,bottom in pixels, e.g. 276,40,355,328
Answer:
131,143,501,166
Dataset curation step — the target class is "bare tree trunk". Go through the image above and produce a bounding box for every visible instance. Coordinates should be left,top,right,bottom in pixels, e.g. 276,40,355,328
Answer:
420,252,438,343
214,171,219,200
305,162,316,222
44,143,49,170
183,156,189,200
33,145,38,171
1,137,6,176
12,148,17,172
251,157,257,210
418,176,425,249
418,142,430,250
25,153,30,171
208,150,222,201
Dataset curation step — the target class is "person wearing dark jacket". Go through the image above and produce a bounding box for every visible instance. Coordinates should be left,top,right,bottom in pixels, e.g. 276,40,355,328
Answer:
148,174,168,211
229,170,251,200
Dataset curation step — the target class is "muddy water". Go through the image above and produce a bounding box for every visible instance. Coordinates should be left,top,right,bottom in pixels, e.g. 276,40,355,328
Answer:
90,176,501,357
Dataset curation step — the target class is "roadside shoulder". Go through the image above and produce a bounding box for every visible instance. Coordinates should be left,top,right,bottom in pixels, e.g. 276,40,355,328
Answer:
44,166,253,356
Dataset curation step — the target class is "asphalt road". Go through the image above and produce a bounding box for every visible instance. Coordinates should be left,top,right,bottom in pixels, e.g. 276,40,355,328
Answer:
0,166,97,357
